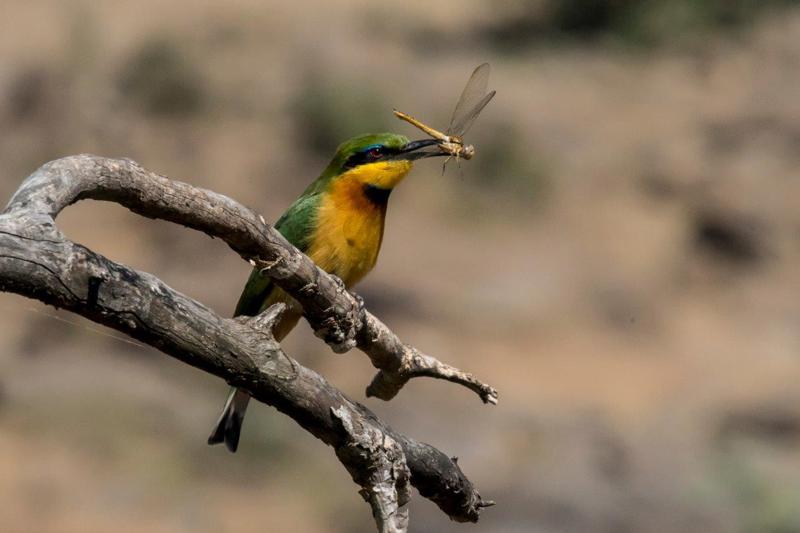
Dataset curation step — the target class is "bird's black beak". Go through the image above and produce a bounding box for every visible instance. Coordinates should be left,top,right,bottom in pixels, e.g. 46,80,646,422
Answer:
398,139,447,160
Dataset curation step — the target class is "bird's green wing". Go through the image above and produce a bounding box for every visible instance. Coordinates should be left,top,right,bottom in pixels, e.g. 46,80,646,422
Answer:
233,193,321,317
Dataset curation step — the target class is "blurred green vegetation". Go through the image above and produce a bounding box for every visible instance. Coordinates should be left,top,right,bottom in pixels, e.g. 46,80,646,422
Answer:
480,0,800,50
117,37,206,117
292,74,391,158
714,408,800,533
718,454,800,533
467,123,550,201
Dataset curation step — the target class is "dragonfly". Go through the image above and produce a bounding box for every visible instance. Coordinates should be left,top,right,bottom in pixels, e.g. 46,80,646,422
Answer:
393,62,496,166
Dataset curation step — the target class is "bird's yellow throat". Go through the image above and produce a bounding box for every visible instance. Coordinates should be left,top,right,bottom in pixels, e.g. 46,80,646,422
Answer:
341,160,413,190
305,161,412,288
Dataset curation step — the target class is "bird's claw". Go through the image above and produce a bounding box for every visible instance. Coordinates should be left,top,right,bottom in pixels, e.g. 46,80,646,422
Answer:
350,291,366,318
330,274,346,293
317,312,358,353
312,277,365,354
315,290,365,354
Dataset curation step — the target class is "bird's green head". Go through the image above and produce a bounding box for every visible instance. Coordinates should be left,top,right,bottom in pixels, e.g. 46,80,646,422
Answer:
319,132,444,191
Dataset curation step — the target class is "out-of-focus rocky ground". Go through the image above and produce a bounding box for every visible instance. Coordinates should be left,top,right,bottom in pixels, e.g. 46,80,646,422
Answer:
3,1,800,531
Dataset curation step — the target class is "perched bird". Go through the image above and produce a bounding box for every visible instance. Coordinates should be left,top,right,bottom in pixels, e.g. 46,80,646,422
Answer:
208,132,446,452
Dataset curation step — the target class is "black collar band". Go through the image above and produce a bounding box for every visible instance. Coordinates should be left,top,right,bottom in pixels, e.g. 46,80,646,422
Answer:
363,183,392,205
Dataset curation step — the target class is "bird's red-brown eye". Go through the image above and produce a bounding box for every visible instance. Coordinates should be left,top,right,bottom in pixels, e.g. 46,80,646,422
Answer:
366,147,383,160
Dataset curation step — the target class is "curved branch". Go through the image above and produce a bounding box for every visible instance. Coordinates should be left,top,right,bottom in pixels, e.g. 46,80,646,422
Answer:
0,156,495,530
5,155,498,404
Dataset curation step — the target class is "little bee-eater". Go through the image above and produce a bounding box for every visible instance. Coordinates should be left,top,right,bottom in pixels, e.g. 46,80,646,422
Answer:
208,133,446,452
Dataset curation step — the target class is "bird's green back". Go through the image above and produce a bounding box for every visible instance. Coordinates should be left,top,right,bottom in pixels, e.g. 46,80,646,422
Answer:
233,192,322,317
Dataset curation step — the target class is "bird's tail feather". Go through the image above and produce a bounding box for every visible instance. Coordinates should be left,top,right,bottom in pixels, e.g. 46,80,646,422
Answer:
207,388,250,453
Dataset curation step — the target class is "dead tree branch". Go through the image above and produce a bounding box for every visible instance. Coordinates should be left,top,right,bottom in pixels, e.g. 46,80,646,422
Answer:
0,155,495,531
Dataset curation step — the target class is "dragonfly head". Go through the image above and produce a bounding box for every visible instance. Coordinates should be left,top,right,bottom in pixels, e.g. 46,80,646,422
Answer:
459,144,475,160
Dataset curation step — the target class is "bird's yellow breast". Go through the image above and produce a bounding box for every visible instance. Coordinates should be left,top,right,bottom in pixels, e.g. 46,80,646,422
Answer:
306,161,411,288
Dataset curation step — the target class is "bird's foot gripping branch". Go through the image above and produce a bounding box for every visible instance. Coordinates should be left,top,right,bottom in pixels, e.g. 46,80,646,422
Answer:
0,155,497,532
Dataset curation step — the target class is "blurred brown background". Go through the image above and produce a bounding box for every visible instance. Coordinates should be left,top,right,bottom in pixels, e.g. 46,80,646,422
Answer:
3,1,800,532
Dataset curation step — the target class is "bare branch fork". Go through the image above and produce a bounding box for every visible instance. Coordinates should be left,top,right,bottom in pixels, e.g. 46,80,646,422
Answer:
0,155,497,531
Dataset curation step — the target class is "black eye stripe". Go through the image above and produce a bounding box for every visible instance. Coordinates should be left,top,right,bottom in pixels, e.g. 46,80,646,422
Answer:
343,145,400,169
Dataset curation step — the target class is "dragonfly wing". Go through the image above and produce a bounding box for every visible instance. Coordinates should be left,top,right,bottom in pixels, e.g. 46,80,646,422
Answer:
447,63,491,135
448,90,496,137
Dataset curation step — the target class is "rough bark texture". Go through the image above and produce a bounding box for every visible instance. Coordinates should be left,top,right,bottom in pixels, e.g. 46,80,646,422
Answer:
0,155,495,531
